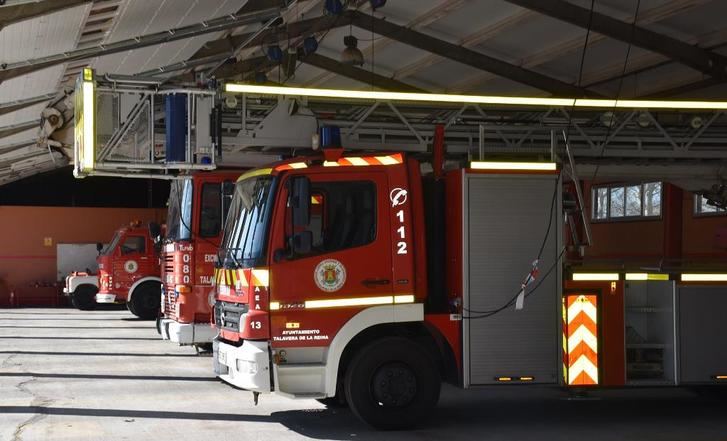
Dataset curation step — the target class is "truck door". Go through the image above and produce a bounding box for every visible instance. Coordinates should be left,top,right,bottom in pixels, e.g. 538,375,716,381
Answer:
268,171,393,346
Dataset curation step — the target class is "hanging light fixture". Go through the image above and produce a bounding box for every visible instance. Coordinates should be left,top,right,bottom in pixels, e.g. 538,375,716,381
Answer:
341,35,364,66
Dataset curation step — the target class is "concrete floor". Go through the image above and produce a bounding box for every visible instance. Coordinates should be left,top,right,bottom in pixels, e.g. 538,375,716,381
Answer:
1,308,726,441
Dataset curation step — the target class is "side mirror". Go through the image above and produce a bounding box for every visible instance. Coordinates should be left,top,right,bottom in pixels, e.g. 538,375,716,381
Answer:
292,231,313,255
96,243,103,253
290,176,311,227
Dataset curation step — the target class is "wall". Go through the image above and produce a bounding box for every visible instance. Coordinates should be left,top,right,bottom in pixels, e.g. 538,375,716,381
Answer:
577,182,727,267
0,206,165,307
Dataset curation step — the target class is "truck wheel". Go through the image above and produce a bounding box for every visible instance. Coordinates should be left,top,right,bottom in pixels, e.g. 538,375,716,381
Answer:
344,337,440,430
128,282,160,320
126,300,137,316
71,285,98,311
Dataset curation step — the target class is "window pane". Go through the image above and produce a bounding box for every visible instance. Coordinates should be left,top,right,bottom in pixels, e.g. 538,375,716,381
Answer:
610,187,625,217
625,185,642,216
121,236,145,255
594,187,608,219
293,181,376,254
644,182,662,216
199,183,222,238
698,195,721,213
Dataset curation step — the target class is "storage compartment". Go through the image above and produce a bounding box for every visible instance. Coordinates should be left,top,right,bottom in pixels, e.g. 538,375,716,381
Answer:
624,280,676,385
678,285,727,384
464,173,561,386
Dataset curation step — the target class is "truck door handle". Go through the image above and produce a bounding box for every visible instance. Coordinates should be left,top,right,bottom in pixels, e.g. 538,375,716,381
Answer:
362,278,390,287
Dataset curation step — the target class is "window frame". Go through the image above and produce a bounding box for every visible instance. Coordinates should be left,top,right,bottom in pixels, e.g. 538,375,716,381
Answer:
591,182,663,222
693,194,726,217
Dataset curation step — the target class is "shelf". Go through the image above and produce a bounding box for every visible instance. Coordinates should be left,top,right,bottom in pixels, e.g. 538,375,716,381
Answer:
627,343,669,349
626,307,672,313
627,379,676,386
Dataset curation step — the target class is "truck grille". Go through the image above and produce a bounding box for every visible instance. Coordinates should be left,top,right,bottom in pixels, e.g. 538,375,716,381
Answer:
214,301,249,333
161,253,177,319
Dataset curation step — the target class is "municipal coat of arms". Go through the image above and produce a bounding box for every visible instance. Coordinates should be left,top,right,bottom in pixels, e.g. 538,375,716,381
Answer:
314,259,346,292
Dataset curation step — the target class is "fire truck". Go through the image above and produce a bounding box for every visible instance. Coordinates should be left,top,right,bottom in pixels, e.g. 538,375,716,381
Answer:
212,147,727,429
157,171,241,348
94,221,162,319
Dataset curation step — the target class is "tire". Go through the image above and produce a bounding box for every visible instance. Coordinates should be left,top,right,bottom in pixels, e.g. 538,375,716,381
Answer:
128,282,161,320
127,300,137,316
344,337,440,430
71,284,98,311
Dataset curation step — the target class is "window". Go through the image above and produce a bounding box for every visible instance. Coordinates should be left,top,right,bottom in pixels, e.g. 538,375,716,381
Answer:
694,194,726,215
120,236,145,255
291,181,376,255
199,183,222,237
592,182,662,220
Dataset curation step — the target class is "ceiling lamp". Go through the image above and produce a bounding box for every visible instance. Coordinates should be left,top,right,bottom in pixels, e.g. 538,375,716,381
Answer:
341,35,364,66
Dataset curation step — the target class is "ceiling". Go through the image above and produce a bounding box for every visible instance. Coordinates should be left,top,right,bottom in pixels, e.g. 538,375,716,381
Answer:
2,0,727,185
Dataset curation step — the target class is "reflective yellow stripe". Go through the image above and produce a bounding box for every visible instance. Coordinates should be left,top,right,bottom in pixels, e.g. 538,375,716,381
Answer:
251,269,269,287
323,161,340,167
681,273,727,282
572,273,619,281
288,162,308,169
237,168,273,182
304,294,415,309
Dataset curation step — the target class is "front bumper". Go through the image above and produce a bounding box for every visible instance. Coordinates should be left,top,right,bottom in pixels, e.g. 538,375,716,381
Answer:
95,293,117,303
159,318,217,345
215,339,271,393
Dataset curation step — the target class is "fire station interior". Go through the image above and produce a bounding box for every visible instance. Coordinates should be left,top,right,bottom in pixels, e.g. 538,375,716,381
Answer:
1,0,727,439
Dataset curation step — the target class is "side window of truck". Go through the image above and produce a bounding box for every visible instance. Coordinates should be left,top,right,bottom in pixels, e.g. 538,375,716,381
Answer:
121,236,145,255
199,183,222,237
291,181,376,255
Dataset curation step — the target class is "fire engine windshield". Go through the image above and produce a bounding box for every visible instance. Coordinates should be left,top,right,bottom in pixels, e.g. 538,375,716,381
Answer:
100,232,122,255
166,178,193,242
218,175,275,268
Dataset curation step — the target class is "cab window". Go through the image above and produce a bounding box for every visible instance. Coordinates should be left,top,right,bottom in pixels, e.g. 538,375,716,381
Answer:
120,236,145,255
199,183,222,237
289,181,376,255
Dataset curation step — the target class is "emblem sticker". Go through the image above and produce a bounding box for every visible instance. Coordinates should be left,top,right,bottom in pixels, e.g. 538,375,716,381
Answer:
389,187,408,207
314,259,346,292
124,260,139,274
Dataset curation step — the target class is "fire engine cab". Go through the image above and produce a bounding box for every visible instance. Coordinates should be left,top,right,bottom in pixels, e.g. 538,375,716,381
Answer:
212,148,566,429
157,171,241,348
95,221,162,319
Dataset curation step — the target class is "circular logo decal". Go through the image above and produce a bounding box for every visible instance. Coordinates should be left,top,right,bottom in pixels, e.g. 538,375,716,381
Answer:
389,187,408,207
314,259,346,292
124,260,139,274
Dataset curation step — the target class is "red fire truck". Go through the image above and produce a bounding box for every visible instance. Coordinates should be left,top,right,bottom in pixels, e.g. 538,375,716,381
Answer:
95,221,162,319
212,149,727,429
157,171,241,348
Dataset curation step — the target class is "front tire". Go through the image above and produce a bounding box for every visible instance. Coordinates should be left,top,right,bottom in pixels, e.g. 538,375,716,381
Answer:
71,285,98,310
344,337,440,430
128,282,160,320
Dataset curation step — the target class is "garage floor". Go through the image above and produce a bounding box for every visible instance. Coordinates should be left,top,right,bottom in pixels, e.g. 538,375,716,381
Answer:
1,308,726,441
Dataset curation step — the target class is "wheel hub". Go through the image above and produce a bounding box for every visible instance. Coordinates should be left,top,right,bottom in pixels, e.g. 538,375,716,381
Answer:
372,362,417,407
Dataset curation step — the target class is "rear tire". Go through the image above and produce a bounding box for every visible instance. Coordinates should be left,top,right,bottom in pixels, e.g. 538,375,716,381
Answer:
128,282,161,320
126,300,137,316
344,337,440,430
71,285,97,311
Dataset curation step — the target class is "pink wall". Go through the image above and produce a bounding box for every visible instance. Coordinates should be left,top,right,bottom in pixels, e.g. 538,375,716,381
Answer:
0,206,165,307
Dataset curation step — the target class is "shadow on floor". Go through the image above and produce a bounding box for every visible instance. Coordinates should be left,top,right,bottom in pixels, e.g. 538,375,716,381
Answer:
0,350,197,357
0,372,217,382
